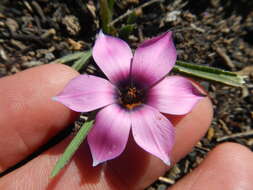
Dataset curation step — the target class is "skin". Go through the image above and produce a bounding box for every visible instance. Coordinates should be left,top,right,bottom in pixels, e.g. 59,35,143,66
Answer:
0,64,252,190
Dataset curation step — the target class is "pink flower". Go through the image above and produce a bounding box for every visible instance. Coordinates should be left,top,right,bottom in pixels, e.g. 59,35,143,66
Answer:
54,31,203,166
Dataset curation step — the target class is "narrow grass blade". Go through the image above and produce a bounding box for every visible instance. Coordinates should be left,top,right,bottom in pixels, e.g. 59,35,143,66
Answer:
53,52,85,64
173,61,246,87
71,50,92,71
50,120,94,178
119,24,135,39
99,0,113,34
127,11,137,24
108,0,115,11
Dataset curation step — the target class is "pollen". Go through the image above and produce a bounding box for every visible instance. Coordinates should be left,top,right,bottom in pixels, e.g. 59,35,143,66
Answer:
118,86,146,110
125,102,142,110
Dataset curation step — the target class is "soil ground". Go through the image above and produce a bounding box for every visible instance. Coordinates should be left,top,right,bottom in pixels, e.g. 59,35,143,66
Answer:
0,0,253,189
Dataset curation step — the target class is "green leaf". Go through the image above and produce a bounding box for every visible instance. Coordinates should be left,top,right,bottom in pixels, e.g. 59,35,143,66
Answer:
99,0,113,34
50,120,94,178
127,11,137,24
71,50,92,71
119,24,135,39
108,0,115,11
54,52,85,64
174,61,246,87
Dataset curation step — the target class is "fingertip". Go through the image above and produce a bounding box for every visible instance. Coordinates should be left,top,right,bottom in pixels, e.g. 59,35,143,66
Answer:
171,143,253,190
207,142,253,163
0,63,79,171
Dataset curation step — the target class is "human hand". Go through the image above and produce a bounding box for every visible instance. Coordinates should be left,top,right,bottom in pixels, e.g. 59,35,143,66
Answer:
0,64,252,190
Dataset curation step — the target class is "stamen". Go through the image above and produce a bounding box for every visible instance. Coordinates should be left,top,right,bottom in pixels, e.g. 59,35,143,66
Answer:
127,87,137,98
118,85,146,110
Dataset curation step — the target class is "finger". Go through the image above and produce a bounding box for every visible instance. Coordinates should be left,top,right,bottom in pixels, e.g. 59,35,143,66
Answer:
0,89,213,190
0,64,79,172
171,143,253,190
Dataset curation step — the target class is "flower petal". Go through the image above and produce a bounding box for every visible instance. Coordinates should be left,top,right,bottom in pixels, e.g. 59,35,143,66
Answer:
92,31,133,83
131,31,177,87
147,76,203,115
131,105,174,165
53,75,115,112
88,104,131,166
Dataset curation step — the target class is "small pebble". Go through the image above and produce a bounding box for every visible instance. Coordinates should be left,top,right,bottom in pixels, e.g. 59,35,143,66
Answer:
45,52,55,61
5,18,19,32
22,61,43,68
62,15,81,36
157,184,167,190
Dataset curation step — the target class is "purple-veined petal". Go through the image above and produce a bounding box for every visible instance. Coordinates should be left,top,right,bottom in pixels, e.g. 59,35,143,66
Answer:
88,104,131,166
53,75,116,112
131,105,174,165
147,76,203,115
131,31,177,87
92,31,133,83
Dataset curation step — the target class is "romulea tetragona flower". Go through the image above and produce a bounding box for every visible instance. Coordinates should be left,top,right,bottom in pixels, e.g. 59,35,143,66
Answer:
54,31,203,166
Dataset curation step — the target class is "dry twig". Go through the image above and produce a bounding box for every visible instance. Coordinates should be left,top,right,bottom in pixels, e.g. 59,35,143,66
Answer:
217,130,253,142
158,176,175,185
215,47,235,70
108,0,163,26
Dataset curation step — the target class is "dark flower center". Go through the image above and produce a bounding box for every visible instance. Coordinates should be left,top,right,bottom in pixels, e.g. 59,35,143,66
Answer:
118,84,146,110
